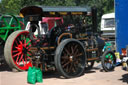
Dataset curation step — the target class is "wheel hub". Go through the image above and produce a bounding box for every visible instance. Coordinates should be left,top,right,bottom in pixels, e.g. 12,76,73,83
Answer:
17,44,28,54
22,47,28,54
69,56,74,62
17,45,23,52
108,59,112,64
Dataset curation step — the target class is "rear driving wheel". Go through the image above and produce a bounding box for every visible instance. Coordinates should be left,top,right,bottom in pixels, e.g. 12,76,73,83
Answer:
55,39,86,78
4,30,32,71
101,50,116,72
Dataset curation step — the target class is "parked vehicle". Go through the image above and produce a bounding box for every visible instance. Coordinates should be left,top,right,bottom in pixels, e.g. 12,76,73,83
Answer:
4,6,116,78
0,15,25,62
101,13,115,41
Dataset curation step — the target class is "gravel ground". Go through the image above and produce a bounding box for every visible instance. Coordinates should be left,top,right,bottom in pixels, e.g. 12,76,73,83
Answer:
0,63,128,85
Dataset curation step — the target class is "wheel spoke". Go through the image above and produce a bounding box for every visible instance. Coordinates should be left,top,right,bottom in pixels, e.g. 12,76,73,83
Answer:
69,62,73,72
27,51,32,56
73,45,78,53
12,50,18,53
72,63,76,72
25,55,27,64
24,39,26,47
16,54,20,64
15,46,21,50
64,48,71,55
74,49,79,56
61,59,68,65
75,53,83,57
18,54,23,65
65,64,69,72
27,56,31,60
12,52,21,58
61,55,69,60
62,61,70,68
74,58,80,64
15,40,19,46
26,40,31,45
71,46,74,54
73,62,77,71
17,38,21,44
9,17,14,25
19,41,23,46
61,57,69,60
27,44,31,49
22,58,25,66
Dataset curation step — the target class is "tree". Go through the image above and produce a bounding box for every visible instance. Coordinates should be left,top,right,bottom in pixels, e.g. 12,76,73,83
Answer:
0,0,114,27
87,0,114,27
0,0,40,14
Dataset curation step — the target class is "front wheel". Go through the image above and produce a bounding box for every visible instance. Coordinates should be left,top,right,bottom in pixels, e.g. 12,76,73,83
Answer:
101,50,116,72
4,30,33,71
55,39,86,78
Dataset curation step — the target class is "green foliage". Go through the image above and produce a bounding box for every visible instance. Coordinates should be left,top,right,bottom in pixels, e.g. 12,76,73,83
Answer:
0,0,114,26
86,0,114,28
0,0,39,14
41,0,76,6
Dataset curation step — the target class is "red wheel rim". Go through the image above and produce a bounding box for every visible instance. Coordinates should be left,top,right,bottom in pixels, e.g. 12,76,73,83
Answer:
11,31,32,70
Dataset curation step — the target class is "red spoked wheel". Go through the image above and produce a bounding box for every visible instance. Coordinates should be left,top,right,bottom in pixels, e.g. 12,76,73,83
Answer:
4,30,33,71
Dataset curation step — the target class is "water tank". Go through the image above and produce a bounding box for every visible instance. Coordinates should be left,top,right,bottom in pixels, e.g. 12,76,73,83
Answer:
115,0,128,53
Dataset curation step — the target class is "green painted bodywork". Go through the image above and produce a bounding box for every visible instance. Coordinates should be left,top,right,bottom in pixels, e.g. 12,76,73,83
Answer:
0,15,25,41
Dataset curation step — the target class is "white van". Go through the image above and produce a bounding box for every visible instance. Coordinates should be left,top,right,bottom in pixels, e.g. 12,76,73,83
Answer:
101,13,115,40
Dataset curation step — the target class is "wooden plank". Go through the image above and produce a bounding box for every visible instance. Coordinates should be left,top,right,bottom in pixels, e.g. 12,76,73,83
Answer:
30,46,55,51
87,57,99,61
77,38,88,40
86,48,98,52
